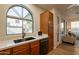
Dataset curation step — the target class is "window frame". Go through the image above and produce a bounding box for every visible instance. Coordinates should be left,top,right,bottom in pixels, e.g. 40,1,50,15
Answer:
71,21,79,31
6,5,34,35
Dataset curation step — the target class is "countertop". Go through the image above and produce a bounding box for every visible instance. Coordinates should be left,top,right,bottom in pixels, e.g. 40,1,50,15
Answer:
0,34,48,51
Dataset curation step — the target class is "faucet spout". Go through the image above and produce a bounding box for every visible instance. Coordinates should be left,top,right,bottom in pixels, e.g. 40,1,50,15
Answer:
22,28,26,38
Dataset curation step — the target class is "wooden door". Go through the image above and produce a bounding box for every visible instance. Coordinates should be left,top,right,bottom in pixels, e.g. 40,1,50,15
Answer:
48,12,54,51
30,40,40,55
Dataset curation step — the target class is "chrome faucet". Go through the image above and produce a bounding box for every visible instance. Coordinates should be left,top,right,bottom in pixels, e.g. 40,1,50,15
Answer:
22,28,26,38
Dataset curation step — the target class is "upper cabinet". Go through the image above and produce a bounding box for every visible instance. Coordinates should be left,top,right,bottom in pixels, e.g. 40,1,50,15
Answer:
40,11,54,52
40,11,49,34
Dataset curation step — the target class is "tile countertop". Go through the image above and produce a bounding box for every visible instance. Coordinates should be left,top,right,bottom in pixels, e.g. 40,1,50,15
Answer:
0,34,48,51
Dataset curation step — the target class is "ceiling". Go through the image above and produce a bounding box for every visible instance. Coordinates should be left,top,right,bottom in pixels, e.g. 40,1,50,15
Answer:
66,5,79,21
35,4,71,12
35,4,79,21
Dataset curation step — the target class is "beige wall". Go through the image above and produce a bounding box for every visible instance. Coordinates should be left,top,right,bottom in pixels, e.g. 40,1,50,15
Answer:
66,16,72,32
0,4,44,40
50,8,64,49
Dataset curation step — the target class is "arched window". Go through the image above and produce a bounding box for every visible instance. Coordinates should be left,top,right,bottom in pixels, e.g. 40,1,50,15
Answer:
7,5,33,34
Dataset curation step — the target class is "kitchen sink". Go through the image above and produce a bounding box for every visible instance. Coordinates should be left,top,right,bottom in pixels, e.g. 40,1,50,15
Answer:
13,37,35,43
13,39,24,43
24,37,35,41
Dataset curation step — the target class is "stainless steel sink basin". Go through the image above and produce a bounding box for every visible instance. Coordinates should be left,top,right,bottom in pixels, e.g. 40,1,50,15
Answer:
13,39,24,43
14,37,35,43
24,37,35,41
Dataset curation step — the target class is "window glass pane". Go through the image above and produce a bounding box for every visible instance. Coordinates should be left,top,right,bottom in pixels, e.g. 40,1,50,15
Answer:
24,13,32,20
23,8,29,17
7,6,22,17
7,18,22,34
13,6,22,17
7,5,33,34
23,20,32,33
23,8,32,20
7,27,22,34
71,21,79,36
7,8,19,17
60,22,64,32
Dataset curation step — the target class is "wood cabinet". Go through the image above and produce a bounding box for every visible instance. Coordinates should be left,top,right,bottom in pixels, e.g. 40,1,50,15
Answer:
0,40,40,55
40,11,49,34
0,49,12,55
48,12,54,51
30,40,40,55
13,43,30,55
40,11,54,52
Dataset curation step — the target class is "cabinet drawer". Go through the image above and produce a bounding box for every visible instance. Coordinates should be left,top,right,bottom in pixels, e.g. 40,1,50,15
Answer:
13,49,30,55
30,40,39,48
13,43,29,53
0,49,11,55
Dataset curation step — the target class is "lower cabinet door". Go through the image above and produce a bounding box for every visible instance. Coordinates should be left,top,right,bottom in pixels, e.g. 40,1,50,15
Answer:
30,40,40,55
0,49,12,55
12,43,30,55
13,49,30,55
31,46,39,55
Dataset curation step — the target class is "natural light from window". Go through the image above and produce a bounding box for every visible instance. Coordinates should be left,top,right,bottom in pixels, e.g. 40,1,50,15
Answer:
71,21,79,36
7,5,33,34
60,22,64,32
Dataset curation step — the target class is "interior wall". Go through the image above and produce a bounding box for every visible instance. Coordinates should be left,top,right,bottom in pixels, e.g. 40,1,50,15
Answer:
64,15,72,33
0,4,44,40
65,7,79,33
50,8,64,49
